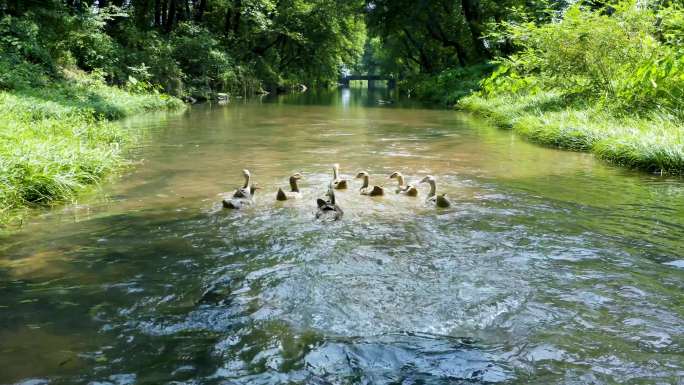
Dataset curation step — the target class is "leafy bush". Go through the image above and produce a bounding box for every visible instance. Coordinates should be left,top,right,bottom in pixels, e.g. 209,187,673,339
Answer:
484,1,684,115
460,1,684,174
0,15,54,89
170,22,260,97
410,64,495,106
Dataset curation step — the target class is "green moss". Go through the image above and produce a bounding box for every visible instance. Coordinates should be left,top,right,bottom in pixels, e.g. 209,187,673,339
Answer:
0,73,184,225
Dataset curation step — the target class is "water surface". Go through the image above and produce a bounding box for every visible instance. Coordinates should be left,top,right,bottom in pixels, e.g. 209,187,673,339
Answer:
1,89,683,384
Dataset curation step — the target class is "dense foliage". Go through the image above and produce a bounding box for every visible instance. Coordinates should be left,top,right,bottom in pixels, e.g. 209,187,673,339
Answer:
483,1,684,116
462,1,684,174
0,0,366,97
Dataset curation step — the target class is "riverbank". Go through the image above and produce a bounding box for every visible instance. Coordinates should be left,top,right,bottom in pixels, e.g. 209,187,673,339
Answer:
457,92,684,175
0,71,184,225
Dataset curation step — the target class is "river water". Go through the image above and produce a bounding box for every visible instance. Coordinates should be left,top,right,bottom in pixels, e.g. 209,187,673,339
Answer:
1,89,683,384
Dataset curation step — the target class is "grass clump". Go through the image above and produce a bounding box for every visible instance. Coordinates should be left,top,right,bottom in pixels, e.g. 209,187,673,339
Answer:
0,71,183,225
460,93,684,174
458,1,684,175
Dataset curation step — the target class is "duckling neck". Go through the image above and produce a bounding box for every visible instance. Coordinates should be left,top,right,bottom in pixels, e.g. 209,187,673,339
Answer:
242,174,250,189
362,175,369,189
289,177,299,192
333,166,339,179
396,174,405,187
428,181,436,197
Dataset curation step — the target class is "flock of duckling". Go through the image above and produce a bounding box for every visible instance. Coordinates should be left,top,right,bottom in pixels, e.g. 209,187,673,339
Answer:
221,164,451,221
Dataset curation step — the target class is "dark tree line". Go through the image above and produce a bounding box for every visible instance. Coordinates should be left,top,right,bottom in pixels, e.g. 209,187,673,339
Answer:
0,0,366,96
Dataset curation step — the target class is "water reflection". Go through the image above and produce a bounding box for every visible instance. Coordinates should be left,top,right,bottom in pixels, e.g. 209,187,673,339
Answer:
1,89,683,384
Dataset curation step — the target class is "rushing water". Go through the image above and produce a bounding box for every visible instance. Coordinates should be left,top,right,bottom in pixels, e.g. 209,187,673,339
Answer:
1,89,683,385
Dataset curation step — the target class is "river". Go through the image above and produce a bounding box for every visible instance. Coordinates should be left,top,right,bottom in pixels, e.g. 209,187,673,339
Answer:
1,89,683,384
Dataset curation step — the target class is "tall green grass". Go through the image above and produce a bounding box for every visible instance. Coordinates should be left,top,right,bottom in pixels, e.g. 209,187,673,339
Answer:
0,73,183,225
456,1,684,175
459,93,684,174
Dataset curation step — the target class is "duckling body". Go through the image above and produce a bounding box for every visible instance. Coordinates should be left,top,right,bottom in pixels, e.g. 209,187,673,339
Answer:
223,170,258,209
332,164,348,190
420,175,451,208
223,184,258,209
231,169,252,198
316,183,343,221
276,173,303,201
389,171,418,197
356,171,384,196
432,194,452,208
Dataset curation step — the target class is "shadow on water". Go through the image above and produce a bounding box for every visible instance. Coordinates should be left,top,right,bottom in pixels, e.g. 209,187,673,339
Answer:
1,89,683,384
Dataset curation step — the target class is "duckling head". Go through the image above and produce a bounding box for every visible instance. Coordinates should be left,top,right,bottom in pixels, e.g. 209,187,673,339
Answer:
355,171,369,179
420,175,437,196
289,173,303,192
389,171,405,186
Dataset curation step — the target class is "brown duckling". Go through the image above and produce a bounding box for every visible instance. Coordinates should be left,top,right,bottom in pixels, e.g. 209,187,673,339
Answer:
276,173,303,201
332,164,348,190
389,171,418,197
316,182,343,221
419,175,451,208
223,170,259,209
356,171,384,196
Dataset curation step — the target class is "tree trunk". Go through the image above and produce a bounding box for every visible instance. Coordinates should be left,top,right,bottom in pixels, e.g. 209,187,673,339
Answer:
460,0,487,59
233,0,242,34
160,0,167,28
165,0,176,32
154,0,161,27
194,0,206,21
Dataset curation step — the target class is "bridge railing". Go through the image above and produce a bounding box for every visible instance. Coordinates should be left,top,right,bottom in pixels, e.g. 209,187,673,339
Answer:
339,75,397,89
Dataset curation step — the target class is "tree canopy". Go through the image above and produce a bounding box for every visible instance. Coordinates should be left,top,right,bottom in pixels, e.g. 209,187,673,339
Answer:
1,0,680,98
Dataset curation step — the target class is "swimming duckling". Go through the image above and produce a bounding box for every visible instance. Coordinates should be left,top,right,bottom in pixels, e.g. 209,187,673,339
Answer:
420,175,451,208
356,171,384,196
332,164,348,190
223,170,258,209
276,173,303,201
316,183,343,221
389,171,418,197
232,169,252,198
223,184,259,209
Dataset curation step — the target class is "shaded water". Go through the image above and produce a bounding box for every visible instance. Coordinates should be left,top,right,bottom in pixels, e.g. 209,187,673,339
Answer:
1,89,683,384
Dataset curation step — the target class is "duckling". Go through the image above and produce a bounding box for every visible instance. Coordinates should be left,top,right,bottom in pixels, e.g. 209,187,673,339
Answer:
419,175,451,208
332,164,348,190
232,169,252,198
276,173,303,201
316,183,343,221
223,184,259,209
223,170,258,209
356,171,384,196
389,171,418,196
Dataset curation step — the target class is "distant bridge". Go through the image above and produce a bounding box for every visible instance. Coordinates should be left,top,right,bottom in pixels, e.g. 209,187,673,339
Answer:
339,75,397,89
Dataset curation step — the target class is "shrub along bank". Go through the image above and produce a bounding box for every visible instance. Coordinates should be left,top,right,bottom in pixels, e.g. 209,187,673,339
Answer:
426,1,684,174
0,70,183,225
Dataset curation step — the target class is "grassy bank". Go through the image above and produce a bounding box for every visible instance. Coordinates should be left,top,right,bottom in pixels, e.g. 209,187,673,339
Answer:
458,92,684,174
405,64,494,107
438,2,684,175
0,72,183,225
